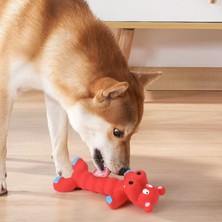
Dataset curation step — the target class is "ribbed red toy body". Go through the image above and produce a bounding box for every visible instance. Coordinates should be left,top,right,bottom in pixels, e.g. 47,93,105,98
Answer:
74,170,123,195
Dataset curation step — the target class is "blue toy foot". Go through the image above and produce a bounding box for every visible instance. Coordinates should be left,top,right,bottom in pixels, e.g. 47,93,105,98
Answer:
53,176,62,184
72,157,80,166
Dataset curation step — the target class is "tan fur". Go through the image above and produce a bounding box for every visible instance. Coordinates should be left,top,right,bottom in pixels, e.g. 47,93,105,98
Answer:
0,0,9,18
0,0,160,193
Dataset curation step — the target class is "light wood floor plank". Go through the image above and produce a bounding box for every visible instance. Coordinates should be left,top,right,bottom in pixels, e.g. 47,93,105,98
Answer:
0,90,221,222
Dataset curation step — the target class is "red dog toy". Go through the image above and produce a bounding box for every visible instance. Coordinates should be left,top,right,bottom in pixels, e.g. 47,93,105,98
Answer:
53,157,165,212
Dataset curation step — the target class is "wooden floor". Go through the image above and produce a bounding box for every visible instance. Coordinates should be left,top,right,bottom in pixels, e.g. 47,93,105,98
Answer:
0,90,222,222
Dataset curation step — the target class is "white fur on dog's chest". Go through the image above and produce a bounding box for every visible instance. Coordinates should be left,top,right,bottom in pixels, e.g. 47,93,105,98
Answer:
9,58,43,96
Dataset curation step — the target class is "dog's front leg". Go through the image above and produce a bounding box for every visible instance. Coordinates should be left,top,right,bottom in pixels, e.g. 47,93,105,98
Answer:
0,92,13,195
45,95,73,178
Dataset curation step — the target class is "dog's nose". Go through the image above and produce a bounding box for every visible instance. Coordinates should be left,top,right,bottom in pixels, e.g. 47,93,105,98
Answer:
118,167,130,176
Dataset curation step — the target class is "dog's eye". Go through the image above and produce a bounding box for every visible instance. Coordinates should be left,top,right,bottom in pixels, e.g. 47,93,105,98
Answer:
113,128,124,138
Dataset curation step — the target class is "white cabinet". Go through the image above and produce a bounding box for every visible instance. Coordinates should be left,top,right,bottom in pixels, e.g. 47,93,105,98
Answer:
86,0,222,22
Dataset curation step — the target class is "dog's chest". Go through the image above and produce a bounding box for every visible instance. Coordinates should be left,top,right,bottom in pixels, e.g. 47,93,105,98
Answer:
9,58,43,96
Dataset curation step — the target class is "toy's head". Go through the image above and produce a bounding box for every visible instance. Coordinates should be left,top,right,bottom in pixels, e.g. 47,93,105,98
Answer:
123,170,166,212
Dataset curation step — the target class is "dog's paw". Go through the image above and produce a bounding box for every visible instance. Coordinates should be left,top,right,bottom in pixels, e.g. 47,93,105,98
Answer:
55,162,73,178
0,178,7,196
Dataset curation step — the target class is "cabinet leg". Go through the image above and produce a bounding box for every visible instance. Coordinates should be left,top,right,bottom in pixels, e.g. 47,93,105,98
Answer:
116,28,135,61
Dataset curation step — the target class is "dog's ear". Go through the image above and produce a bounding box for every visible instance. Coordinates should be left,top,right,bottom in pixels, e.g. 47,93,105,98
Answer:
133,71,162,87
91,77,129,103
90,77,129,102
101,81,129,100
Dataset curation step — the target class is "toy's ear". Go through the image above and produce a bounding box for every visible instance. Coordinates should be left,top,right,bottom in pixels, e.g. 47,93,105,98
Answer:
157,186,166,196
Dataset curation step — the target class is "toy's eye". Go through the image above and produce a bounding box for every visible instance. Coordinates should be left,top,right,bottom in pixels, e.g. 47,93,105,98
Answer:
142,189,150,195
129,181,134,185
137,172,141,175
113,128,124,138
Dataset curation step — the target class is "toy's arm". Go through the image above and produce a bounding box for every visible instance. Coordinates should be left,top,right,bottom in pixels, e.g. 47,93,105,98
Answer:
105,181,128,209
53,174,78,192
106,193,128,209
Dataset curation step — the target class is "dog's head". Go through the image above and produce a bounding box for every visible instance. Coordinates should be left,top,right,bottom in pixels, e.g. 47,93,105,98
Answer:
67,72,161,176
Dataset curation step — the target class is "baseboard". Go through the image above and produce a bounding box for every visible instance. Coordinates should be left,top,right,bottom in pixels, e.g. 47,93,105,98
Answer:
130,67,222,90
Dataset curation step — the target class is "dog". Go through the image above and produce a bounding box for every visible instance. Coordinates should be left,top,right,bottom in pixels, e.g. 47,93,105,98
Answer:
0,0,160,195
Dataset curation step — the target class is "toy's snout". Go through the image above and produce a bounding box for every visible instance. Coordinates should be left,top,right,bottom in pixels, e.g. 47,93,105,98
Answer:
139,184,166,212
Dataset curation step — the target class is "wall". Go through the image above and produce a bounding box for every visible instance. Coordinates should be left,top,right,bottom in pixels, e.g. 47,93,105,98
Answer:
87,0,222,22
128,29,222,68
86,0,222,68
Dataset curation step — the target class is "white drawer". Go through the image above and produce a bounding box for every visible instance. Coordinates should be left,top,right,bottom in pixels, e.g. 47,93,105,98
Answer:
86,0,222,22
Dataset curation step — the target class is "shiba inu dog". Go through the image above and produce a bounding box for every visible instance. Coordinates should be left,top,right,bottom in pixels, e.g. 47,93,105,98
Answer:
0,0,160,195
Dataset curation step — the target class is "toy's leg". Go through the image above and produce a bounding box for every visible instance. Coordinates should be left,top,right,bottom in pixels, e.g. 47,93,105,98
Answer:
105,192,128,209
0,90,13,196
71,157,88,172
45,95,72,178
53,174,77,192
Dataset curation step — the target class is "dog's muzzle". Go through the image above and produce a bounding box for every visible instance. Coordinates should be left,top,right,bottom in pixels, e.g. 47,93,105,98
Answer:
118,167,130,176
93,149,105,171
